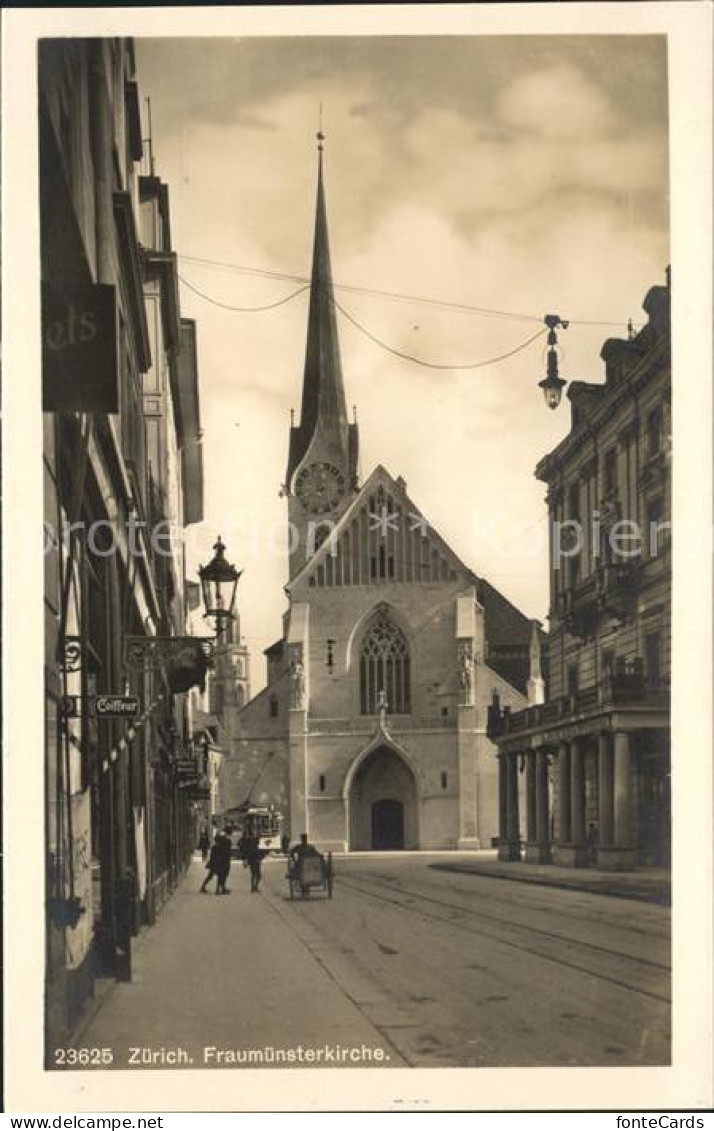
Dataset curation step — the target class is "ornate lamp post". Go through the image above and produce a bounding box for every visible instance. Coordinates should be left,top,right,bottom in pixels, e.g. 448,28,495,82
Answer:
199,536,241,639
538,314,569,410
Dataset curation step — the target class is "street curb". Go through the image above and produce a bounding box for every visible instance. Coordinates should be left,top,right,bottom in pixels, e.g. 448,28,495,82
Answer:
428,863,671,906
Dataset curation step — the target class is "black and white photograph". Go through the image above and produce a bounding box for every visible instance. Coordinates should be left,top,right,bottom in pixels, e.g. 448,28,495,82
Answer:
2,2,713,1116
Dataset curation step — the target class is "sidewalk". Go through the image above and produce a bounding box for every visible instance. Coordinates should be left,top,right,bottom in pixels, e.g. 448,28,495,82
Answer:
430,853,671,905
71,856,401,1069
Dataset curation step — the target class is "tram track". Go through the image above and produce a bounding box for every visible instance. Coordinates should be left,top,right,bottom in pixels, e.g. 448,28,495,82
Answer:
337,873,671,1005
351,865,670,944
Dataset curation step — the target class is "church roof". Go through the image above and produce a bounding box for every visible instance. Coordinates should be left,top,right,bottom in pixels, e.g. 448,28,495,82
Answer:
285,463,539,695
285,462,477,593
286,139,351,485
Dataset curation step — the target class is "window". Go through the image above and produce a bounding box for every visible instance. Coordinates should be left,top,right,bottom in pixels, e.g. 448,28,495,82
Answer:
568,482,580,522
441,772,448,790
602,650,615,677
647,407,662,458
319,774,326,793
604,448,618,493
647,497,668,557
359,610,411,715
567,663,579,695
269,696,278,719
644,632,662,688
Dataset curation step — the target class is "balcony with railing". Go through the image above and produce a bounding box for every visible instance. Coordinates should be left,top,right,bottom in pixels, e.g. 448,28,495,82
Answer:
555,572,599,638
596,558,638,620
488,663,668,740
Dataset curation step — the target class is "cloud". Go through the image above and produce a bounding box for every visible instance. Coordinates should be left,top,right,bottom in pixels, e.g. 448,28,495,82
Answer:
498,64,615,138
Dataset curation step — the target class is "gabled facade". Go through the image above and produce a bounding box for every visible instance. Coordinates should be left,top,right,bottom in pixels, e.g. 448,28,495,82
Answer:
219,141,540,850
489,275,671,870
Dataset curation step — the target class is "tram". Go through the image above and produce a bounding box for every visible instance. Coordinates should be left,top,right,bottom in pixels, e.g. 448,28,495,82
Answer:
220,805,284,854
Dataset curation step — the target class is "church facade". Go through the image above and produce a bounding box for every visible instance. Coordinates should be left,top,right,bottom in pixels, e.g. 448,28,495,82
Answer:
218,142,540,851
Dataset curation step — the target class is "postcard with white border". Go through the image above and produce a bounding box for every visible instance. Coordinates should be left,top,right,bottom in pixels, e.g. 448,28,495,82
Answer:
2,2,713,1115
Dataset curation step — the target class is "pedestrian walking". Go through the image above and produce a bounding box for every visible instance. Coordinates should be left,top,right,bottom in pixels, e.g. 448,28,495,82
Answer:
244,831,265,893
198,828,210,862
201,831,232,895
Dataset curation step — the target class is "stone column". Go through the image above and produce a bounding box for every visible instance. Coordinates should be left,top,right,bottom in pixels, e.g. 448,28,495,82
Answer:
557,742,572,844
500,752,521,861
597,731,614,850
526,752,537,843
570,738,587,864
534,748,552,864
497,753,508,858
599,730,638,870
555,739,588,867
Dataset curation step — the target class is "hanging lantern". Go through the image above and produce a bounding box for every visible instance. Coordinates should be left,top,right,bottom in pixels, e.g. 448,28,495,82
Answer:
538,315,568,409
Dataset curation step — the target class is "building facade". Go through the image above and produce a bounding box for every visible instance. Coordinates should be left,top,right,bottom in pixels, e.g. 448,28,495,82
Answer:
41,38,207,1048
489,276,671,870
218,142,541,851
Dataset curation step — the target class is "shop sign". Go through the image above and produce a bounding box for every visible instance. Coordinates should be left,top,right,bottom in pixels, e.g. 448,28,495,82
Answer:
42,283,118,413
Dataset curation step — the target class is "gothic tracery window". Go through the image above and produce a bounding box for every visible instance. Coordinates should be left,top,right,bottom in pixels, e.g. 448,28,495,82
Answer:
359,610,411,715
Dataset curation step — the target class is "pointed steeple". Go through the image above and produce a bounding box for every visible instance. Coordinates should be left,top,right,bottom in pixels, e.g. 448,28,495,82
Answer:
286,133,357,488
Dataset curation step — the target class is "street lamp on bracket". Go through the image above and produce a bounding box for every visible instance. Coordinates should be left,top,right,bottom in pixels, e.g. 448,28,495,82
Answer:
198,535,242,640
123,535,241,691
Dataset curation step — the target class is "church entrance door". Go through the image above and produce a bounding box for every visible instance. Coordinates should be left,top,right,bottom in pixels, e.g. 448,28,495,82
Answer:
347,744,417,850
371,799,404,849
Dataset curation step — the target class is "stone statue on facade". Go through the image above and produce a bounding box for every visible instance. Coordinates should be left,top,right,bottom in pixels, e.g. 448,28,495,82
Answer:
458,641,474,705
290,658,305,709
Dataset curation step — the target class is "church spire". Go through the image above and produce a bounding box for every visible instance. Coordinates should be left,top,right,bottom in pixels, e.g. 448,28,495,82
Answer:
286,132,357,488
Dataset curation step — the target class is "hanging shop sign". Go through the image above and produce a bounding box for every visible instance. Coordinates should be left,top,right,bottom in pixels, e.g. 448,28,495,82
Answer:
61,694,140,719
94,695,140,718
123,636,214,694
42,282,118,413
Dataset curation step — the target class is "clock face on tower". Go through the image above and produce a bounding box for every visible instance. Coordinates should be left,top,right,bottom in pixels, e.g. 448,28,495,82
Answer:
294,461,346,515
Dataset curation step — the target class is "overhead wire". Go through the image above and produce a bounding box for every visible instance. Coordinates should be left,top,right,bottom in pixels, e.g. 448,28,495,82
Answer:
177,251,640,329
179,273,310,312
333,298,548,370
178,270,550,370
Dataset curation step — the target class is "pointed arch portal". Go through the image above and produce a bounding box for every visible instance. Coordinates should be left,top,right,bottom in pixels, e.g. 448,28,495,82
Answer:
347,744,418,851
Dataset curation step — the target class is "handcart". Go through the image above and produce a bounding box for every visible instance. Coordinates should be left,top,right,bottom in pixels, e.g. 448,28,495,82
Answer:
288,851,333,899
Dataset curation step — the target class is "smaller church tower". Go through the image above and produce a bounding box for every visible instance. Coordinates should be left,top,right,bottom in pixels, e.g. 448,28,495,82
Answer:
285,132,359,578
209,604,251,719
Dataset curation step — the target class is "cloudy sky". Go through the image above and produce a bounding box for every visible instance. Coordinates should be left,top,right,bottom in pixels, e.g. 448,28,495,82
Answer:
136,35,669,688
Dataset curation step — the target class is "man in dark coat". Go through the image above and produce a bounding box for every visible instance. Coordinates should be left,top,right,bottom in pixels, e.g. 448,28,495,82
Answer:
201,831,232,895
244,832,265,893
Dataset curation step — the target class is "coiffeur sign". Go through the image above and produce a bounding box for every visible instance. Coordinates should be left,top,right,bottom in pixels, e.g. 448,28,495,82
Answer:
42,282,119,413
